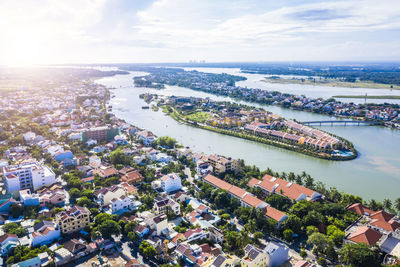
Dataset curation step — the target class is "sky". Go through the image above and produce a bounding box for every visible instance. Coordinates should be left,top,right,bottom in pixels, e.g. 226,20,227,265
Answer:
1,0,400,65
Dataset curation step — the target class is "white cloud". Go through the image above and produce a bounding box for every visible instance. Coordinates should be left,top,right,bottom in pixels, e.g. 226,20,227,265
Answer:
0,0,399,63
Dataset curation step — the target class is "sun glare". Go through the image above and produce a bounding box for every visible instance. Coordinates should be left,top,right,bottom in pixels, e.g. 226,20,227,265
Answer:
3,24,52,67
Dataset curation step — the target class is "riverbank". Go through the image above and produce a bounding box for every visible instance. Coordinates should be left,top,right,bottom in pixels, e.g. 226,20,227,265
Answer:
158,103,357,161
333,95,400,99
262,77,400,90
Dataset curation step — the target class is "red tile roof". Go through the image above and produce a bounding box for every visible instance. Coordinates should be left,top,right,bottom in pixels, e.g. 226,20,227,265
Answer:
203,174,232,191
242,194,263,208
265,206,286,222
370,210,394,222
348,226,382,245
347,203,374,216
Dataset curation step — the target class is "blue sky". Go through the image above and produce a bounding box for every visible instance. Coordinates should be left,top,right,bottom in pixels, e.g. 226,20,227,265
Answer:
0,0,399,64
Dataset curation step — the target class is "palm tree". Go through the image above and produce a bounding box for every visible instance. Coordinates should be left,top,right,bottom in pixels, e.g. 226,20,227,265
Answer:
395,198,400,214
383,199,392,212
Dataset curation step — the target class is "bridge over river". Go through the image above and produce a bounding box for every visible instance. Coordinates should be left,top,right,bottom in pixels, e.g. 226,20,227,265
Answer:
301,120,382,126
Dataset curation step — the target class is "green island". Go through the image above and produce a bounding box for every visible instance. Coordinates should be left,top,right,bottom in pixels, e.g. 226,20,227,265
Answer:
262,77,400,90
141,93,357,161
333,95,400,99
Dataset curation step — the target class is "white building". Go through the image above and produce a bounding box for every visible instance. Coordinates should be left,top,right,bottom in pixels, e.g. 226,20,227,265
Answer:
95,184,126,206
161,173,182,193
264,241,289,267
3,162,56,195
110,195,136,214
23,132,36,142
89,155,101,168
136,130,157,146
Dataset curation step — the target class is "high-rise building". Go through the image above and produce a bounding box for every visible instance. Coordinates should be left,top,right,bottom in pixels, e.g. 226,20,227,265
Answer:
3,162,56,194
80,126,120,142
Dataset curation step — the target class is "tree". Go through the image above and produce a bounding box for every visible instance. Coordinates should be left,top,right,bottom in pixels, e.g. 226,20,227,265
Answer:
266,194,293,212
339,243,380,267
10,204,24,218
94,213,114,226
98,220,121,238
327,225,345,247
303,210,325,227
158,136,177,148
3,223,27,237
81,189,94,199
139,241,157,258
282,215,302,233
283,229,294,242
77,197,93,207
307,232,334,256
306,225,319,236
395,198,400,214
124,221,138,234
69,188,81,199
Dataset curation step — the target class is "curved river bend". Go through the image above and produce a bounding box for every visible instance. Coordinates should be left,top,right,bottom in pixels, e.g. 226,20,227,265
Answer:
96,71,400,202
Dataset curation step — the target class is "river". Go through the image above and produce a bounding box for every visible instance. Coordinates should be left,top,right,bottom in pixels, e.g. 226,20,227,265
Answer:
183,67,400,105
95,71,400,202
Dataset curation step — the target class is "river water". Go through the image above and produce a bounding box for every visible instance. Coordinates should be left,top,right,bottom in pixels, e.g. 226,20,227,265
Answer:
95,71,400,202
183,67,400,105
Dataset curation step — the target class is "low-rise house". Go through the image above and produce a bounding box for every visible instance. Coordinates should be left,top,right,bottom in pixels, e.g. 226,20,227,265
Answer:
145,213,168,236
54,247,73,265
263,241,289,267
241,244,269,267
248,175,322,202
11,256,41,267
208,227,224,244
346,226,382,246
136,130,156,146
93,167,119,179
120,170,144,184
95,184,126,206
55,206,90,234
161,173,182,193
0,234,19,256
30,221,60,247
110,195,136,214
63,238,88,258
153,195,180,216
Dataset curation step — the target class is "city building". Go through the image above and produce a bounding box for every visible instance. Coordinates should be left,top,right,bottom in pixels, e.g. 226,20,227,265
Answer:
160,173,182,193
241,244,269,267
55,206,90,234
30,221,60,247
81,126,120,142
3,162,56,195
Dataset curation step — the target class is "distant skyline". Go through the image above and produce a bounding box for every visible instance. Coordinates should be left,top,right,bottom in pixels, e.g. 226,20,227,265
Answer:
1,0,400,65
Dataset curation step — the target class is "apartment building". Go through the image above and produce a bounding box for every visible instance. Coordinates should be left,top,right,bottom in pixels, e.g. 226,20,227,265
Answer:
81,126,120,142
3,162,56,195
55,206,90,234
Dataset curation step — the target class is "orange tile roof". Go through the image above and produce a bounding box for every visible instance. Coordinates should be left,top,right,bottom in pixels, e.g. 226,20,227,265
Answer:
248,178,261,187
228,185,247,199
347,203,374,216
242,194,263,208
203,174,232,191
265,206,286,222
370,210,394,222
348,226,382,245
370,219,400,232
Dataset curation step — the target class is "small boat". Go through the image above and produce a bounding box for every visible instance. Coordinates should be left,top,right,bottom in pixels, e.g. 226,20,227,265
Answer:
142,106,150,109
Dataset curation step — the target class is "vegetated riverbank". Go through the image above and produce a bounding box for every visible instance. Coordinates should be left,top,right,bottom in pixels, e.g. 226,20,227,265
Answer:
333,95,400,99
262,77,400,90
158,103,357,161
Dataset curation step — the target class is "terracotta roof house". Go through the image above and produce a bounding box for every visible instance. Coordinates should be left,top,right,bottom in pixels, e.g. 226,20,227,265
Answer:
120,170,144,184
248,174,322,201
265,206,288,223
347,203,374,216
347,226,382,245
